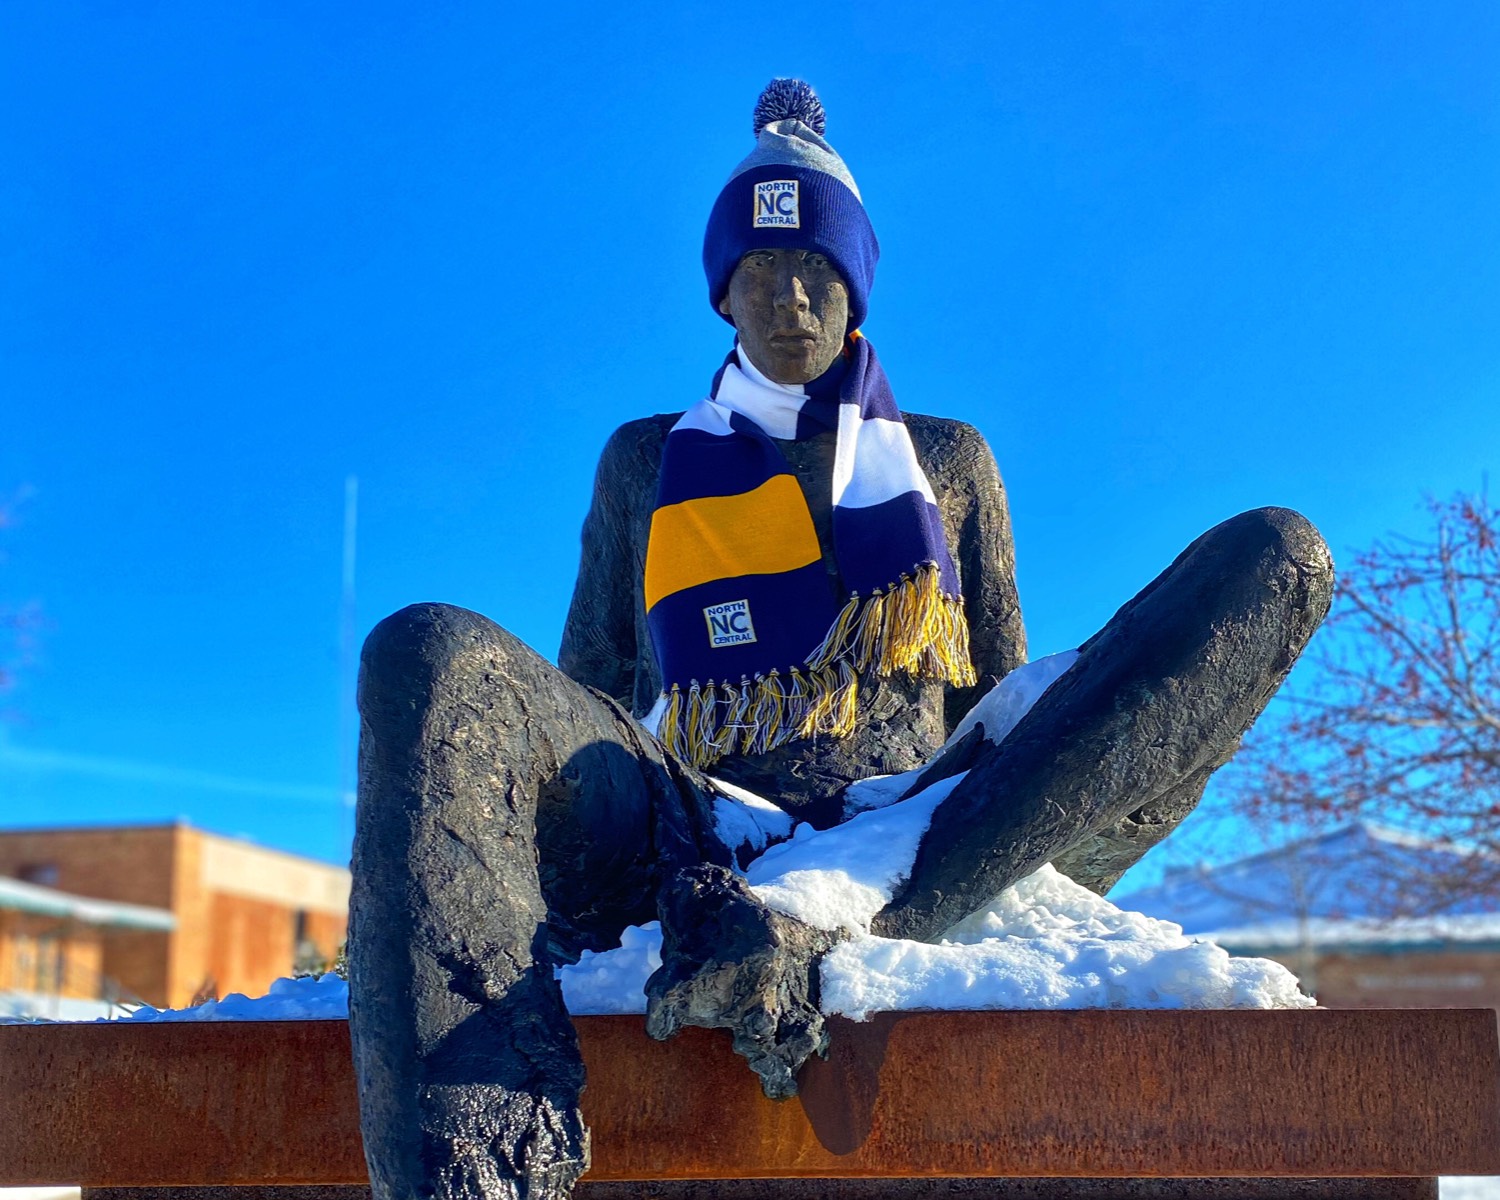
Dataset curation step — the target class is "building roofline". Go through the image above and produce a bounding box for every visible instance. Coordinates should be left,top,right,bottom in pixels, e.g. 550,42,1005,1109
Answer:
0,819,349,873
0,819,188,836
0,874,177,931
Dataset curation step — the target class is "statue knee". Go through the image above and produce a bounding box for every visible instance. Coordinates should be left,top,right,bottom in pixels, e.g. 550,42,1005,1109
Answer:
1241,506,1332,575
1214,507,1335,599
360,602,526,699
1205,508,1336,673
356,603,540,823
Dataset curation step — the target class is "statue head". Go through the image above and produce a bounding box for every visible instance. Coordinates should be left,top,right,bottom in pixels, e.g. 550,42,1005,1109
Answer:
718,248,849,385
703,79,879,380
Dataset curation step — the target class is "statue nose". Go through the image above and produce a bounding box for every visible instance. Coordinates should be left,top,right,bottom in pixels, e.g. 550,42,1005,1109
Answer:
774,272,810,313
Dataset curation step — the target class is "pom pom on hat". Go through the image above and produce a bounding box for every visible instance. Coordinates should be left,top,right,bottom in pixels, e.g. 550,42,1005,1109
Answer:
752,78,826,137
704,78,879,333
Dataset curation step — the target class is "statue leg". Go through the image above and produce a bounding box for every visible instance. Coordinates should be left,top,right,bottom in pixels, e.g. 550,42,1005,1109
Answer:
875,506,1335,941
347,603,718,1200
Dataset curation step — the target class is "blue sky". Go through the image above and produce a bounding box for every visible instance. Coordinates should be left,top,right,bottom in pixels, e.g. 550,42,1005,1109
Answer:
2,2,1497,887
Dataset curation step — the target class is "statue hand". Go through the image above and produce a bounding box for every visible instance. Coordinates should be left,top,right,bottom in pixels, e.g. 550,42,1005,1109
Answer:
645,863,839,1100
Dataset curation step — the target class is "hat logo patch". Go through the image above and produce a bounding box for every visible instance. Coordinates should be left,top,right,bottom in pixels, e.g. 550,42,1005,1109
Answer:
704,599,757,647
753,180,799,229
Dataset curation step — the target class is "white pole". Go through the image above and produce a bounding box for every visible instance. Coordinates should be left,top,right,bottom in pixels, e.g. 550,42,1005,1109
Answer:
338,475,359,850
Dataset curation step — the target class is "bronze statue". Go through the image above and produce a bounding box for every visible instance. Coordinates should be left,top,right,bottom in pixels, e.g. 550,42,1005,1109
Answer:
347,79,1333,1200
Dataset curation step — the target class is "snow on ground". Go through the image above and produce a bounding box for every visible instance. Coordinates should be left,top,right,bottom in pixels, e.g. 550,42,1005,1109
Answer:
0,1190,82,1200
1,990,120,1022
6,1184,1499,1200
1441,1180,1500,1200
1200,911,1500,951
1116,820,1500,936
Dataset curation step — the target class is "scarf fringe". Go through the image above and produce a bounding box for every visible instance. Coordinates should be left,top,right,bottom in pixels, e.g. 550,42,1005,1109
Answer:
657,563,977,768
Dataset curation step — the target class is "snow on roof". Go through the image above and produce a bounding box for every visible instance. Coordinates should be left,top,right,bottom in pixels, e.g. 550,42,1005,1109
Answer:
0,875,176,931
1204,911,1500,953
1112,821,1500,944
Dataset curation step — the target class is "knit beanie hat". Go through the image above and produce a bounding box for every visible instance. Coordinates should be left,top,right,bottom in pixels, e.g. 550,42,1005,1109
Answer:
703,79,880,334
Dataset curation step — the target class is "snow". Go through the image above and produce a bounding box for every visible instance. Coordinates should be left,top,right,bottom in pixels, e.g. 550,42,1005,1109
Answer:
107,973,350,1022
0,875,175,931
556,922,661,1015
843,650,1079,817
1,990,122,1023
745,773,967,931
708,775,796,859
1442,1180,1500,1200
1201,912,1500,952
943,649,1081,750
822,864,1310,1019
1115,822,1500,937
545,770,1310,1020
24,647,1306,1026
0,1190,82,1200
638,692,667,737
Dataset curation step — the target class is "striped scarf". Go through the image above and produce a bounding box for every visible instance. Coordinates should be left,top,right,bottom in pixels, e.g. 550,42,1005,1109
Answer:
644,334,975,768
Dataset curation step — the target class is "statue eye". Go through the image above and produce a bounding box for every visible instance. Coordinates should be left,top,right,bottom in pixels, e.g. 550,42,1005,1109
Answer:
742,251,775,269
804,253,830,270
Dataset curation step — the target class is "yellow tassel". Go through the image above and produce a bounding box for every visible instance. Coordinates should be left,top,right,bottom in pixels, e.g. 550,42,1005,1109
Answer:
797,660,859,740
748,670,790,756
805,590,862,669
724,679,755,756
880,572,914,674
697,681,722,764
828,659,860,737
743,674,768,756
683,681,708,767
852,587,886,671
659,684,684,760
706,681,740,759
659,565,976,769
796,664,832,733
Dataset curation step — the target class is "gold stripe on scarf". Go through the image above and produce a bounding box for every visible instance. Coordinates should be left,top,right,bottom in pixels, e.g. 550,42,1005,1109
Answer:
644,473,820,609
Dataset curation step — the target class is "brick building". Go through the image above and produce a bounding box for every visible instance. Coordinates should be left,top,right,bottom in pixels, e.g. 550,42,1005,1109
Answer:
0,822,349,1010
1,872,174,1019
1117,823,1500,1012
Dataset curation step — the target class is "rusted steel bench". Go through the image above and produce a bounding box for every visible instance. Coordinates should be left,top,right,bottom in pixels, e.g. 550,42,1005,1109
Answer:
3,1010,1499,1199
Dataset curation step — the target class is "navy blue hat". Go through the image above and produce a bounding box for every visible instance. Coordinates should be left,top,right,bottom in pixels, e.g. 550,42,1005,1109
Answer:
704,79,880,333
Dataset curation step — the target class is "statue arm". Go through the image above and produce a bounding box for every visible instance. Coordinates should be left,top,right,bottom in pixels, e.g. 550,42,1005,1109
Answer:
559,422,654,707
939,421,1027,731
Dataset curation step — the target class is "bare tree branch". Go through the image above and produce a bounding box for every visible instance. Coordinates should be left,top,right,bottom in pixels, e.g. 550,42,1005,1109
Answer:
1215,487,1500,916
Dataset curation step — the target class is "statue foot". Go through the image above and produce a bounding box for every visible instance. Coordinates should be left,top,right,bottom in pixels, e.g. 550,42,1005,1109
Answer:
421,1084,589,1200
645,864,838,1101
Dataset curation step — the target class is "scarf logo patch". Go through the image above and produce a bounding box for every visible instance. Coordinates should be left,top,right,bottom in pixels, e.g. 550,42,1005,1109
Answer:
704,599,757,647
753,180,799,229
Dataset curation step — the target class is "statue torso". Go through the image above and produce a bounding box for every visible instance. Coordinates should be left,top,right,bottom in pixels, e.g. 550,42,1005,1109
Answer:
560,410,1026,825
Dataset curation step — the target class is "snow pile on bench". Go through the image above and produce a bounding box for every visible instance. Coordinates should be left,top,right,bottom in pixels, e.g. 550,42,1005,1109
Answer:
111,973,350,1023
560,792,1311,1018
107,652,1309,1023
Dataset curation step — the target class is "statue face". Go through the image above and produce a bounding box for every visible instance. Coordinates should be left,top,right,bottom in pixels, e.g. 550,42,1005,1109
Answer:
718,248,849,386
